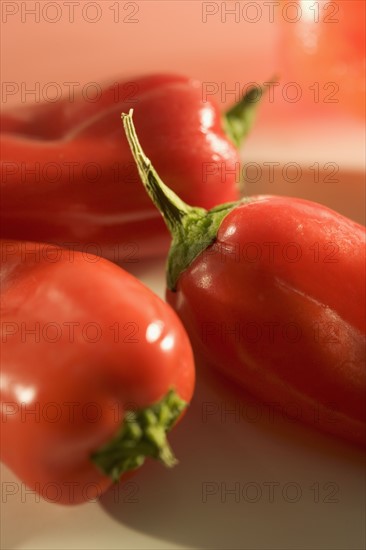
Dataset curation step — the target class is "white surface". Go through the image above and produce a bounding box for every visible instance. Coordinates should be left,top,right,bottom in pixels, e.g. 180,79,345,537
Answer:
1,258,365,550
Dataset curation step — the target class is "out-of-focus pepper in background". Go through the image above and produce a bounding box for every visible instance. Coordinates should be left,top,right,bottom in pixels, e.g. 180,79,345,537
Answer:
0,75,260,263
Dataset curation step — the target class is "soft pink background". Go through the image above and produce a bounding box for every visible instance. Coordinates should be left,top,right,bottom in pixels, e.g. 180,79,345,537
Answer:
1,1,278,102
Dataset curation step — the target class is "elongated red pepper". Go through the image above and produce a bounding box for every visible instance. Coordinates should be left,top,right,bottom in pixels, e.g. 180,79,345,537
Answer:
0,240,195,504
1,74,259,263
122,111,366,447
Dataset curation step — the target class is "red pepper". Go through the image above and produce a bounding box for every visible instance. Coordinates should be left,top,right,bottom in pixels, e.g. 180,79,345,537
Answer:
122,111,366,447
1,74,259,263
0,240,195,504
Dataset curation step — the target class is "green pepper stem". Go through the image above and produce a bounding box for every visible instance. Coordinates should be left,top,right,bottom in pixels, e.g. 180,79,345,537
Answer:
122,109,239,290
91,389,187,481
122,110,193,239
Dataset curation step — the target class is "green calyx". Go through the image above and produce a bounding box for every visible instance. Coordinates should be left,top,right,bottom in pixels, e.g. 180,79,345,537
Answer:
91,389,187,481
122,110,239,290
167,201,237,291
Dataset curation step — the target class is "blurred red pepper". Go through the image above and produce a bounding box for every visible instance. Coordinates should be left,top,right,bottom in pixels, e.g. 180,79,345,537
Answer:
1,74,260,263
122,111,366,447
0,240,195,504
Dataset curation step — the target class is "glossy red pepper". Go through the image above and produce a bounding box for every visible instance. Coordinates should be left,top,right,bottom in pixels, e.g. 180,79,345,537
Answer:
1,74,259,263
0,240,195,504
122,111,366,447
